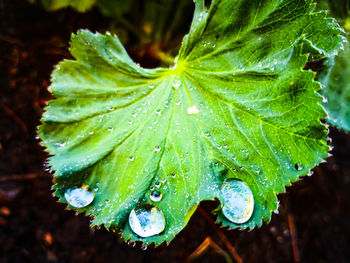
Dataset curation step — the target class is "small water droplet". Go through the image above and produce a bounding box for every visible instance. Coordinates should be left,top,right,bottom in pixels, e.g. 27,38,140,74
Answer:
221,179,254,224
141,244,148,250
187,105,200,115
88,131,94,135
154,146,161,153
198,12,203,21
55,142,66,148
127,240,136,247
108,127,114,132
128,204,166,237
150,190,162,202
204,131,211,138
148,84,155,89
295,163,303,171
172,80,181,88
307,170,314,176
64,186,94,208
129,156,135,161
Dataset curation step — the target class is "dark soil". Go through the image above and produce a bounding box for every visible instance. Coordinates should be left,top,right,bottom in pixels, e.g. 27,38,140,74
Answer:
1,1,350,262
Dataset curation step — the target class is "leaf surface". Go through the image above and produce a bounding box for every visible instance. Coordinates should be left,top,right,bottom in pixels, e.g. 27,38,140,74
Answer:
39,0,342,245
318,0,350,131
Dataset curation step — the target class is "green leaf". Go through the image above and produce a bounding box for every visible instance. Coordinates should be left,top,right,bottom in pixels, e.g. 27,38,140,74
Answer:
317,0,350,131
39,0,342,245
40,0,96,11
320,43,350,131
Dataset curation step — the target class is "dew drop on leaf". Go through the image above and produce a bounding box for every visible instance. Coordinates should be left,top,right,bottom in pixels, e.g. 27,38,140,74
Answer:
187,105,200,115
127,240,136,247
172,79,181,88
55,142,66,148
141,244,148,250
150,190,162,202
154,146,161,153
128,204,166,237
295,163,303,171
221,179,254,224
64,186,94,208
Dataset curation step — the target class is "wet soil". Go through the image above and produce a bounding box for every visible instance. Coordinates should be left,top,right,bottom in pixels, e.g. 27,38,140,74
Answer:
1,1,350,262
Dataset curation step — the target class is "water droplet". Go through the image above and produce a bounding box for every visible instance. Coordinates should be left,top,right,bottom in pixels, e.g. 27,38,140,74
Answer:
128,204,166,237
172,80,181,88
198,12,204,21
204,131,211,138
127,240,136,247
141,244,148,250
154,146,161,153
64,186,94,208
150,190,162,202
108,127,114,132
55,142,66,148
129,156,135,161
187,105,200,115
295,163,303,171
88,131,94,135
148,84,155,89
307,170,314,176
221,179,254,224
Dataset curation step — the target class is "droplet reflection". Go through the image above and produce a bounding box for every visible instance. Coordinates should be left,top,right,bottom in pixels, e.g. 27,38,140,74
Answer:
221,179,254,224
150,190,162,202
64,186,94,208
129,204,165,237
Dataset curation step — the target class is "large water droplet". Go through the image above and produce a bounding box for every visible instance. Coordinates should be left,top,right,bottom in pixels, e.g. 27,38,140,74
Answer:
128,204,166,237
221,179,254,224
150,190,162,202
64,186,94,208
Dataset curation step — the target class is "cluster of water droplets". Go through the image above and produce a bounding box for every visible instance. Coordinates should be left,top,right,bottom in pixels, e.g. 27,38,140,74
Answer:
221,179,254,224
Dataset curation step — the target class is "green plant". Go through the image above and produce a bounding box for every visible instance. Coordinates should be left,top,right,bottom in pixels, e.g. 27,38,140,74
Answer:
318,0,350,131
38,0,343,246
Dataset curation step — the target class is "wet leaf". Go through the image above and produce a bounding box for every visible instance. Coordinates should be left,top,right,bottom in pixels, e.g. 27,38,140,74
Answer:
318,0,350,131
39,0,343,245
